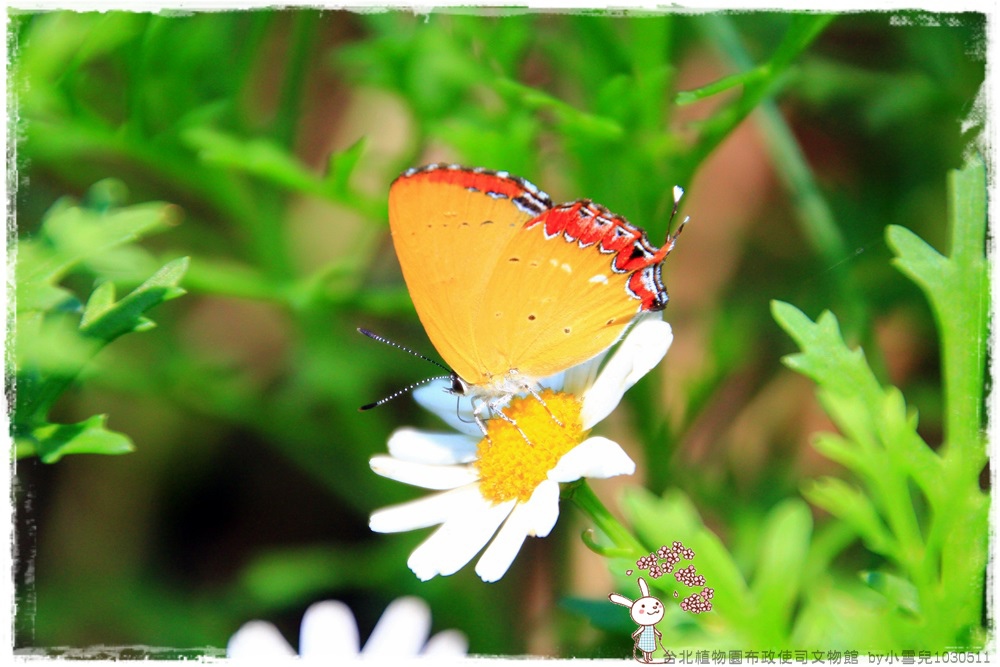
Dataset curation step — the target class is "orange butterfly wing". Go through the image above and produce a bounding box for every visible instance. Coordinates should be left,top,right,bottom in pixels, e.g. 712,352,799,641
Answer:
475,201,667,380
388,166,551,384
389,165,672,387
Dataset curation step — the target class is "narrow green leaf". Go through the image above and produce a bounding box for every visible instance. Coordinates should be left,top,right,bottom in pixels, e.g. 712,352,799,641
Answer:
886,223,949,297
493,77,623,141
877,388,942,501
19,186,178,286
772,301,882,408
16,279,77,314
15,311,96,378
182,257,289,303
861,570,921,615
888,157,987,463
28,414,135,463
183,127,327,197
811,432,868,477
814,389,880,468
81,280,116,328
326,137,367,196
132,316,157,333
802,477,896,558
769,14,837,71
676,65,769,105
751,499,813,635
79,257,189,343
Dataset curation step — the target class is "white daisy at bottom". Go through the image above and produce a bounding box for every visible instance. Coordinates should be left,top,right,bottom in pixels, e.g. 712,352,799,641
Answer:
369,314,673,583
227,596,467,660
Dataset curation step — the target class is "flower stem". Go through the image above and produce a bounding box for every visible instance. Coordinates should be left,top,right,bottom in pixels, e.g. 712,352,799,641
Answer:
566,481,647,556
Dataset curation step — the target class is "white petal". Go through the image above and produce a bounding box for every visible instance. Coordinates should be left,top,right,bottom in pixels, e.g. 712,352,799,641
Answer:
560,349,608,396
407,495,516,580
369,485,481,533
414,381,482,437
474,480,561,583
370,455,479,490
548,436,636,482
387,427,479,465
227,621,296,658
362,597,431,657
422,629,469,657
298,600,360,658
580,317,672,429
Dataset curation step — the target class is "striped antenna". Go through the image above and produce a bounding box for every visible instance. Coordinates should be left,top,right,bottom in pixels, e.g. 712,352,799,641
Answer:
357,328,453,411
669,185,690,241
359,374,451,411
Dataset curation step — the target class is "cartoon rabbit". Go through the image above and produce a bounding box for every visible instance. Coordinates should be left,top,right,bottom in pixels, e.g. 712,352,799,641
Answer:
609,577,665,663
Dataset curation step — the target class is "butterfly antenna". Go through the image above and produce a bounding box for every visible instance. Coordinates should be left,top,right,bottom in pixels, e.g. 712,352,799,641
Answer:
357,328,451,372
359,374,452,411
668,185,690,241
357,328,454,411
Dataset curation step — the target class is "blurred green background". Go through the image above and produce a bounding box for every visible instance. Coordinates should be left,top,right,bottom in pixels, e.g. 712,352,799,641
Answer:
9,8,988,658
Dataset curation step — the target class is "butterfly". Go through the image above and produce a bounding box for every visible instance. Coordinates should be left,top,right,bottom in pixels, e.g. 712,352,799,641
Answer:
372,163,684,431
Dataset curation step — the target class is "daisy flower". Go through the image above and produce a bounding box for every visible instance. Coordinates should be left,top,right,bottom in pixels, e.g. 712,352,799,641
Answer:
227,596,467,660
369,314,672,583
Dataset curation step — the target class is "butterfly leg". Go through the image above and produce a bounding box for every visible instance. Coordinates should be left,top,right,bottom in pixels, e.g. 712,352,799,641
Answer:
527,385,564,427
470,400,492,440
473,396,534,446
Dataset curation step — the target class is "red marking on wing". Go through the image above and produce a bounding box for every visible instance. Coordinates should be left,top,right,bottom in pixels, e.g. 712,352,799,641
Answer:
395,165,550,214
426,169,529,200
526,201,675,311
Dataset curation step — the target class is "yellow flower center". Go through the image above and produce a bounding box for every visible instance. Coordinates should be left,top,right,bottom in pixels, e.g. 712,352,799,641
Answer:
475,389,588,504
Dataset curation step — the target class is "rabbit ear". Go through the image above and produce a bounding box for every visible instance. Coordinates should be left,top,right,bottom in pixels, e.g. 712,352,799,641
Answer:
637,578,649,597
608,593,633,607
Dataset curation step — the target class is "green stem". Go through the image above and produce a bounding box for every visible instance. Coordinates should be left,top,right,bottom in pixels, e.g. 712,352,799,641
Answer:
941,158,987,465
566,480,646,556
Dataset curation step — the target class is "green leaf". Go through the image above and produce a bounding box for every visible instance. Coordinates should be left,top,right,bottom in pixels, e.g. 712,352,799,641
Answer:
15,311,96,379
750,499,813,631
802,477,896,558
886,157,987,462
772,301,882,408
492,77,624,141
886,224,949,295
861,570,921,616
15,241,78,312
22,414,135,463
325,137,366,197
183,127,328,197
17,181,179,291
768,14,838,71
813,389,880,471
676,65,770,105
876,388,942,502
810,432,868,477
776,159,989,650
79,257,189,343
15,257,189,430
16,279,79,317
81,280,117,328
182,128,379,218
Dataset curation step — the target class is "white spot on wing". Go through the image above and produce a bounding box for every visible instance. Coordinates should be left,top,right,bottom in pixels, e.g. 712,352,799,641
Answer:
589,274,609,284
